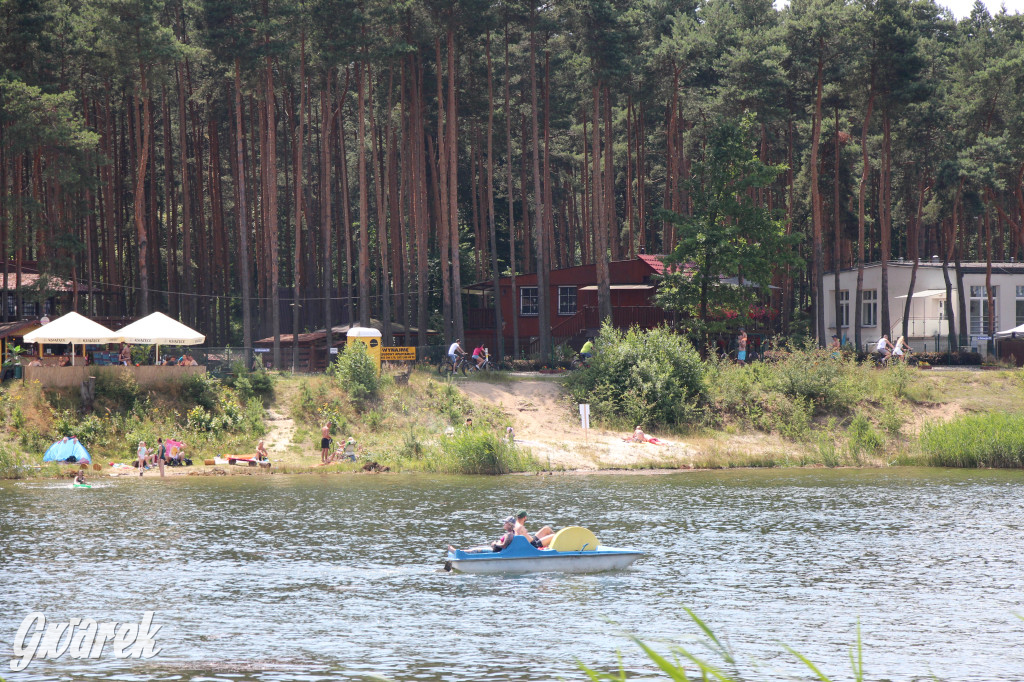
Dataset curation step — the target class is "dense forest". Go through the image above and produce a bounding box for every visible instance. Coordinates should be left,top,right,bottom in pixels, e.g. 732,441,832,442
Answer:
1,0,1022,364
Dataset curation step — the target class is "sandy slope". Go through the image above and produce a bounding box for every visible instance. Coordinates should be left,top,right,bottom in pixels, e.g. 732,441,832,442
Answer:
458,379,693,470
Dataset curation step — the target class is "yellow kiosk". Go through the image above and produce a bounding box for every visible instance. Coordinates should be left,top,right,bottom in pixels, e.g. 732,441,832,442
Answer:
346,327,382,372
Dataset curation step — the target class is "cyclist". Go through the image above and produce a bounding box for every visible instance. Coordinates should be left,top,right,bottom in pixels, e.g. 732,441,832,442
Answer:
448,338,467,367
579,338,594,360
471,344,485,369
875,334,893,366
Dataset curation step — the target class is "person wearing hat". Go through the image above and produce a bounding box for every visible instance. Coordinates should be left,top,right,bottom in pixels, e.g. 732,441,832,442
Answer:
514,510,555,548
446,515,519,554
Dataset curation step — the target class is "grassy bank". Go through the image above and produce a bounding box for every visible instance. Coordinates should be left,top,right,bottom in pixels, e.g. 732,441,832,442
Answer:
0,364,271,479
5,333,1024,478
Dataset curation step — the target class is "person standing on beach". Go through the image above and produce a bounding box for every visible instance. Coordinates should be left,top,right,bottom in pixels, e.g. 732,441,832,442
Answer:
137,440,147,476
320,423,332,463
155,438,166,477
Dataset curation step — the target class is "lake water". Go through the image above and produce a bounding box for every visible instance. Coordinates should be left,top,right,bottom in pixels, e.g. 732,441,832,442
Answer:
2,468,1023,681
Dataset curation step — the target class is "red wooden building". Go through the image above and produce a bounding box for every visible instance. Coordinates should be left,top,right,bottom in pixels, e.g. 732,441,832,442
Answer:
463,255,669,355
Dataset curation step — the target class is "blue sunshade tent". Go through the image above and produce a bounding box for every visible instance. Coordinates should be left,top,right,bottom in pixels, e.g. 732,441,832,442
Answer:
43,437,91,463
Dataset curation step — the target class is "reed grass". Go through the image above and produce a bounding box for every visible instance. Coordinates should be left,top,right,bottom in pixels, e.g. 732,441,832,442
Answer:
577,609,865,682
423,429,536,475
919,412,1024,468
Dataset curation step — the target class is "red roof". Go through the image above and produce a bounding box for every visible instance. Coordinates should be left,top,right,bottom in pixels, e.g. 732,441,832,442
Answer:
637,254,666,274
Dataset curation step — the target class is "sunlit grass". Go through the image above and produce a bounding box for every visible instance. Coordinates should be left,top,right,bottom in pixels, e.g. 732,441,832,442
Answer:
920,412,1024,468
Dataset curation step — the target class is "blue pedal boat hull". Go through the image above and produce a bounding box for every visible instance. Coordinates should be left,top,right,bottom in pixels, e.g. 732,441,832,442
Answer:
444,535,642,574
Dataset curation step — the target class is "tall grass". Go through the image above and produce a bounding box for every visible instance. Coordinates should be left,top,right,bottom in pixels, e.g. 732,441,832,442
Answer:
920,412,1024,467
578,609,865,682
0,442,26,479
426,429,535,474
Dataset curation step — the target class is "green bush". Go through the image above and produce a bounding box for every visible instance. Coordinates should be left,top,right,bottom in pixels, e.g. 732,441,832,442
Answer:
95,371,142,411
0,442,26,479
329,343,380,406
181,373,219,412
920,413,1024,467
847,413,883,459
771,340,858,411
565,322,707,429
428,428,535,474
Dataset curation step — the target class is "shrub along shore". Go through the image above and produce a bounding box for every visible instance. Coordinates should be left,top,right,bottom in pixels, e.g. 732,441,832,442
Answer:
2,329,1024,480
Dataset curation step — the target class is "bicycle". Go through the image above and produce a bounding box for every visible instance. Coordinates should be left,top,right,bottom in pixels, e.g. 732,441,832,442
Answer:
438,353,470,376
466,349,499,372
569,353,592,371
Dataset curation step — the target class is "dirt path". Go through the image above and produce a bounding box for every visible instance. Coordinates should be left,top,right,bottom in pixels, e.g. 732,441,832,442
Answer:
458,379,693,470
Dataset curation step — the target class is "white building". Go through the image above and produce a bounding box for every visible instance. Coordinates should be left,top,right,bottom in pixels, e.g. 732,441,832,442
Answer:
823,260,1024,354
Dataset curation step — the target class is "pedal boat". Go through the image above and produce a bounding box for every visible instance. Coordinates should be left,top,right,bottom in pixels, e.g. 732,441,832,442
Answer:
444,527,642,574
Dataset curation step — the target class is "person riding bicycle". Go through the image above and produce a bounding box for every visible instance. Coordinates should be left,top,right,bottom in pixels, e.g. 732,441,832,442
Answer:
892,335,911,362
448,338,467,366
579,339,594,360
875,334,893,365
471,344,485,369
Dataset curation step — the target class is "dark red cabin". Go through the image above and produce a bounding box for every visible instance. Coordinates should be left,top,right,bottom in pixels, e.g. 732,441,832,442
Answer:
463,255,669,355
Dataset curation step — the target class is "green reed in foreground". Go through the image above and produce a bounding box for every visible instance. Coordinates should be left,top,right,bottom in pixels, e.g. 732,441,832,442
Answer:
579,609,864,682
919,412,1024,468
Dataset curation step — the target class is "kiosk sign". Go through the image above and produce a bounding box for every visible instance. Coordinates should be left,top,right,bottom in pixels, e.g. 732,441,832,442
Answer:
380,347,416,361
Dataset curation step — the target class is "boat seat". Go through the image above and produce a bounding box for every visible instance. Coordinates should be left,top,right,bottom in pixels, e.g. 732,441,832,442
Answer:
549,526,599,552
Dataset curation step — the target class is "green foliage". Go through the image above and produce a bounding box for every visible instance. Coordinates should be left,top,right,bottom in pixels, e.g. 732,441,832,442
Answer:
577,609,867,682
425,379,472,425
129,345,152,366
181,373,219,412
94,371,142,411
707,342,858,437
328,343,380,407
656,114,801,335
365,408,385,432
427,428,535,475
847,413,883,459
0,442,26,479
565,322,707,429
920,413,1024,468
879,400,904,438
223,362,275,402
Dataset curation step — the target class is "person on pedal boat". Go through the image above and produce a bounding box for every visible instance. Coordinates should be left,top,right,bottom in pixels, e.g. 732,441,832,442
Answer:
447,516,518,554
515,510,555,548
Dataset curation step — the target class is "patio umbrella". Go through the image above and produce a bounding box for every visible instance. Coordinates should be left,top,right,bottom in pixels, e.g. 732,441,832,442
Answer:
115,312,205,363
22,312,118,366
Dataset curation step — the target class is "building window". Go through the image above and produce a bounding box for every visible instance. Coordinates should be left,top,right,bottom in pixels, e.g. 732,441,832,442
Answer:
1017,286,1024,327
520,287,538,316
838,290,849,328
862,290,877,327
969,285,998,336
23,301,37,317
5,294,14,317
557,286,577,316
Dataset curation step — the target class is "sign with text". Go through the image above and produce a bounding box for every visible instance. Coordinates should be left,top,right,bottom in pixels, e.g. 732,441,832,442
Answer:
380,346,416,361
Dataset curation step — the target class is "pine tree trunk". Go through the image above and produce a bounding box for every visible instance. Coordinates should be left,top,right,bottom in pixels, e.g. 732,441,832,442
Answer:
486,31,504,362
530,20,550,360
855,89,874,352
592,84,611,322
234,59,253,363
434,39,452,343
809,47,826,345
448,27,464,343
505,30,519,359
134,66,152,316
357,60,371,328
